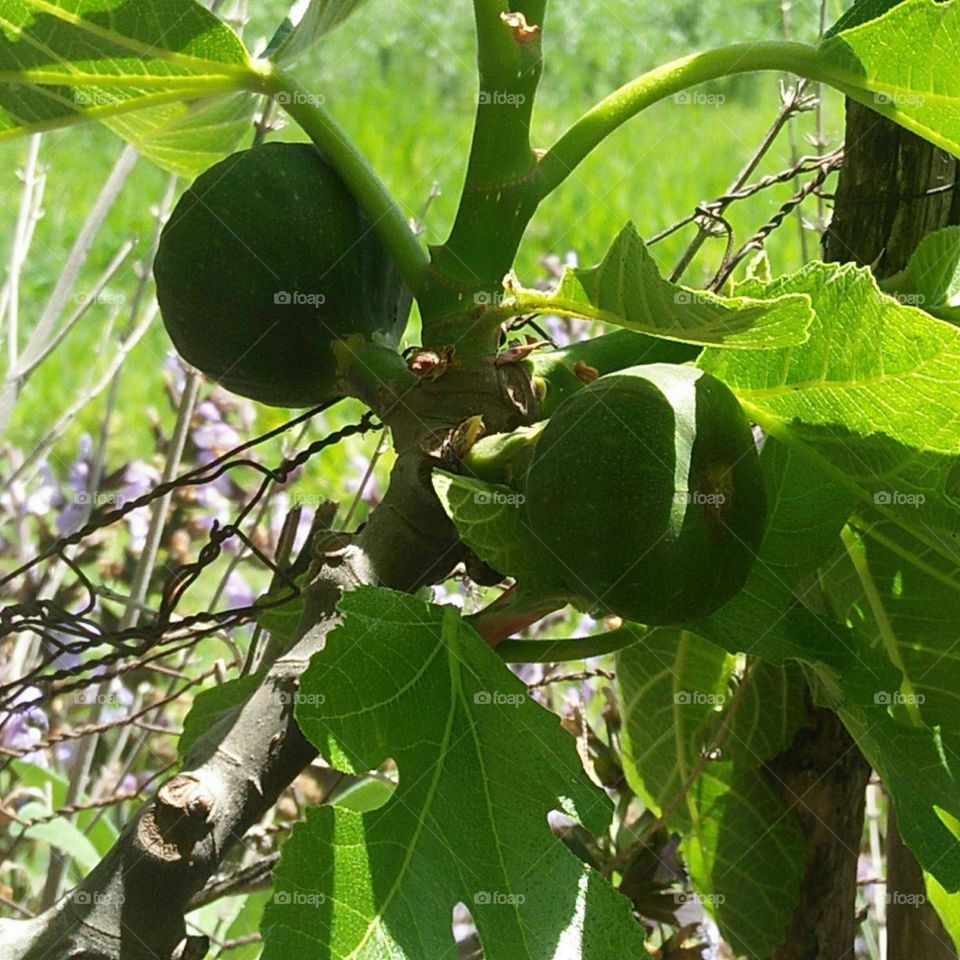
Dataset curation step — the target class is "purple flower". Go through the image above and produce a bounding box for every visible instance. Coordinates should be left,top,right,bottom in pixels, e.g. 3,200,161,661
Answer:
192,420,241,453
0,686,49,765
118,773,139,795
194,450,239,499
572,613,598,638
194,399,223,423
224,569,254,609
432,582,466,608
118,461,159,502
190,480,233,527
23,460,63,517
56,434,94,535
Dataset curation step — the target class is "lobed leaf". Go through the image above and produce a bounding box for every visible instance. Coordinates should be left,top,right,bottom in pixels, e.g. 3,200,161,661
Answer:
503,224,813,349
265,0,370,65
881,224,960,324
433,471,560,592
262,587,646,960
837,702,960,888
702,261,960,566
617,631,805,955
819,0,960,158
0,0,259,172
707,661,807,766
826,519,960,732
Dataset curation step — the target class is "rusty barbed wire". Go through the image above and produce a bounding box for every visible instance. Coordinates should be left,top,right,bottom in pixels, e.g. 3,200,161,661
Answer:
710,150,844,289
0,403,379,720
645,148,844,250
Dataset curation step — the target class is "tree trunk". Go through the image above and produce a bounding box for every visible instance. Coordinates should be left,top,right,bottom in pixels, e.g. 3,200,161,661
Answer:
770,95,959,960
768,700,871,960
887,808,957,960
823,99,957,274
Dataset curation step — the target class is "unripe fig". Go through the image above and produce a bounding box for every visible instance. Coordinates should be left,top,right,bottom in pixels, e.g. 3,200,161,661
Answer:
523,363,766,624
154,142,409,407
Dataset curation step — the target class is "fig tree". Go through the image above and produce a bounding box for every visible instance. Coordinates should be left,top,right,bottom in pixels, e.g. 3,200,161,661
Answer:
154,142,409,407
523,363,766,624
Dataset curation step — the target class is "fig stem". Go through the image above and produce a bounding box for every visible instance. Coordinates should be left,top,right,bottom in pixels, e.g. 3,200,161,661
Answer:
414,2,547,340
537,41,835,200
259,65,430,298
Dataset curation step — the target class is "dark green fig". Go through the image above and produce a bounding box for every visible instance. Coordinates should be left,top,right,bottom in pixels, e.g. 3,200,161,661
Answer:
154,142,409,407
523,363,766,624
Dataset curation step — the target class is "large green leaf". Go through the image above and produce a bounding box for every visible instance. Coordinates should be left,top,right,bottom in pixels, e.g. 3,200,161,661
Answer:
819,0,960,157
688,436,867,684
755,438,856,577
261,587,645,960
927,870,960,952
432,471,562,592
837,702,960,889
617,632,805,955
266,0,370,65
711,661,807,766
826,519,960,731
683,764,805,957
881,225,960,324
0,0,258,171
702,261,960,565
823,0,908,36
691,562,894,706
103,91,256,176
503,224,813,349
617,629,732,825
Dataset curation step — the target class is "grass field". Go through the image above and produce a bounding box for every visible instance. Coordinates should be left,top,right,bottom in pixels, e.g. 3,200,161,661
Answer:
0,0,845,469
